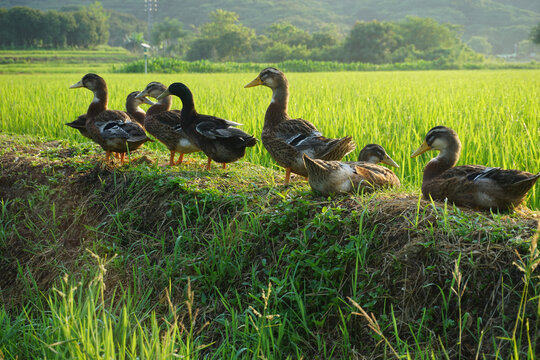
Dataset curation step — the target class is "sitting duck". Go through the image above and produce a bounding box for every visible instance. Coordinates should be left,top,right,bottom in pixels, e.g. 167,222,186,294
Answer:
135,82,200,166
303,144,400,195
411,125,539,211
69,74,153,164
157,82,257,170
245,67,356,185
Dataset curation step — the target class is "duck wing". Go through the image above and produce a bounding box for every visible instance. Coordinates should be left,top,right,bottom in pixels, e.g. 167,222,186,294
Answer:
154,111,182,129
424,165,539,210
272,118,355,159
92,110,146,141
351,162,401,189
66,114,87,129
123,121,151,143
194,115,248,140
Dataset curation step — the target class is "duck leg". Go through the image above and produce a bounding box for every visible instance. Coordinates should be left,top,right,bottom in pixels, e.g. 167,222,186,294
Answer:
120,153,126,165
284,168,291,185
105,150,112,163
169,151,176,166
221,163,227,169
206,157,212,170
175,153,185,165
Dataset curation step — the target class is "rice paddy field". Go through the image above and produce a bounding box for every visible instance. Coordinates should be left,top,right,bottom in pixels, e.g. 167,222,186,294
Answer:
1,70,539,208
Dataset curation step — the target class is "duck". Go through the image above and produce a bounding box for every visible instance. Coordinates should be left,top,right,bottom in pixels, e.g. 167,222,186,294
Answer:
411,125,539,211
67,91,153,138
157,82,257,170
66,91,154,160
135,81,200,166
125,91,155,126
303,144,400,195
69,73,153,164
244,67,356,185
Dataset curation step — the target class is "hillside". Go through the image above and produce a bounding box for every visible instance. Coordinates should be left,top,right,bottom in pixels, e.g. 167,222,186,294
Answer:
0,134,538,358
1,0,538,53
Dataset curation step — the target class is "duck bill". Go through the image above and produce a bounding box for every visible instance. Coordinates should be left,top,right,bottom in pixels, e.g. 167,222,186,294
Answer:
69,80,83,89
381,154,399,168
244,76,263,88
156,89,171,100
134,89,149,99
141,97,155,105
411,141,431,158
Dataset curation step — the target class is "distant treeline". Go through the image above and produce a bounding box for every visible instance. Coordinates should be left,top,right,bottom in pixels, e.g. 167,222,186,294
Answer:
0,3,108,48
0,2,484,65
114,58,540,74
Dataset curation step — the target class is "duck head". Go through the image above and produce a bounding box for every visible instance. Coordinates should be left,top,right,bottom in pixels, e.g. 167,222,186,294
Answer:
358,144,399,167
244,67,287,90
69,73,106,93
135,82,168,100
126,91,154,108
411,126,461,159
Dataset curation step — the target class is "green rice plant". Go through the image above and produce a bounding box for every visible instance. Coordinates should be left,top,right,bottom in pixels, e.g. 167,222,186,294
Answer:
1,70,537,207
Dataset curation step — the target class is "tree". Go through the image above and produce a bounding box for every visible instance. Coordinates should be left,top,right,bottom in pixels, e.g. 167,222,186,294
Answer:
343,20,399,63
67,2,109,48
86,2,109,46
309,24,340,49
530,22,540,45
466,36,493,54
186,9,254,61
123,32,146,53
0,8,8,46
108,10,145,47
151,17,187,56
397,17,460,52
4,7,43,47
266,22,311,47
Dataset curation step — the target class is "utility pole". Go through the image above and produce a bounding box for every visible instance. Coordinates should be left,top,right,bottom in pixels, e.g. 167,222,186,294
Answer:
144,0,158,42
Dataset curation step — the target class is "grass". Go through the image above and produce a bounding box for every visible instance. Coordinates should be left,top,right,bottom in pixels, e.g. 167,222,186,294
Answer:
0,63,538,358
0,135,538,358
0,70,538,208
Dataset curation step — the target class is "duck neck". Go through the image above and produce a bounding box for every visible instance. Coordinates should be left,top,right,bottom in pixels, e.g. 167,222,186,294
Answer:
423,143,460,181
125,100,146,124
146,95,172,117
265,86,290,127
131,109,146,125
178,92,196,126
87,87,108,118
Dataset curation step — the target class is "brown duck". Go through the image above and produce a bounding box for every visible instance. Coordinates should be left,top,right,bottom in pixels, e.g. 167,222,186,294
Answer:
245,67,355,185
135,81,200,166
69,73,153,164
66,91,153,139
303,144,400,195
411,125,539,211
